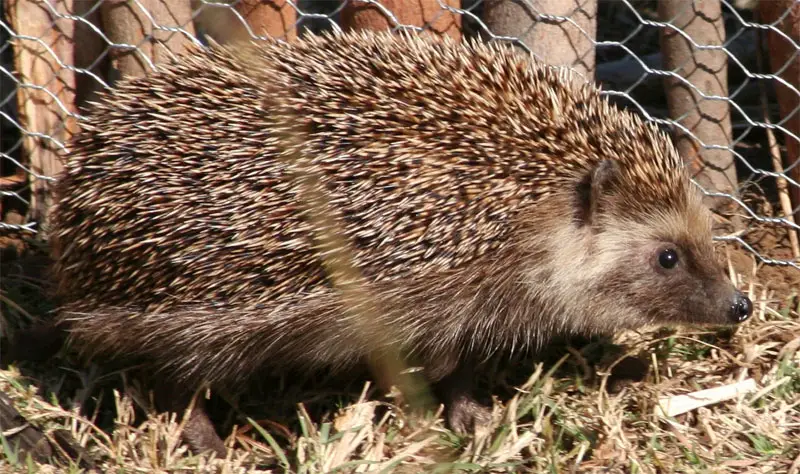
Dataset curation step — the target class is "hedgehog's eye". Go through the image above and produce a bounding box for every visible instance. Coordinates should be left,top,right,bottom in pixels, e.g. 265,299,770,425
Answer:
658,248,679,269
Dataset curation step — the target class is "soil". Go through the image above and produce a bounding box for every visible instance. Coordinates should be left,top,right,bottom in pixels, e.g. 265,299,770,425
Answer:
714,186,800,298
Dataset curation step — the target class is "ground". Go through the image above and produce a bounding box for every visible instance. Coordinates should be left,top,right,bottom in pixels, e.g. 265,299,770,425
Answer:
1,0,798,471
0,224,798,473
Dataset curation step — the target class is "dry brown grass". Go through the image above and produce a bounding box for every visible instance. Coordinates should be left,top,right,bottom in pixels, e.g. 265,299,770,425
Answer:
0,244,798,473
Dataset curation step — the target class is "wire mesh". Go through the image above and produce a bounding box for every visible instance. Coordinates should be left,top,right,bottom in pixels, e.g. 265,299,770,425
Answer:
1,0,798,271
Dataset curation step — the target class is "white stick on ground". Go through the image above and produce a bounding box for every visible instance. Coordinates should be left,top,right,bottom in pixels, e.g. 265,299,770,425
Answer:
656,378,758,417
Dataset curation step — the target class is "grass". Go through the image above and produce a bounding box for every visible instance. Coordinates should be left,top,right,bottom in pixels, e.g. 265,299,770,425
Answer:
0,244,798,473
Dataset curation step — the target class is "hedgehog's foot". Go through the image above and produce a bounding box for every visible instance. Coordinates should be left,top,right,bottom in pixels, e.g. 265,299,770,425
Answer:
181,399,227,458
433,364,492,435
445,392,493,435
156,385,227,458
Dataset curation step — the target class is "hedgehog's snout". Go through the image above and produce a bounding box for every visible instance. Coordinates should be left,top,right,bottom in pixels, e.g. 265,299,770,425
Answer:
729,290,753,324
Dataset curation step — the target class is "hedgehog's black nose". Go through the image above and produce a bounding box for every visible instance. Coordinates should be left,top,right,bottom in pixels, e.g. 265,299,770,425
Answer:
730,291,752,323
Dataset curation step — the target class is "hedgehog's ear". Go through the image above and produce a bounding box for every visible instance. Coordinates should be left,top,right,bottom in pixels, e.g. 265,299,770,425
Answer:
575,159,620,228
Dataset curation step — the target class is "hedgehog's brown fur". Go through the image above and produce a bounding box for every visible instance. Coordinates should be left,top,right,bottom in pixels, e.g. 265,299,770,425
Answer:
50,30,749,453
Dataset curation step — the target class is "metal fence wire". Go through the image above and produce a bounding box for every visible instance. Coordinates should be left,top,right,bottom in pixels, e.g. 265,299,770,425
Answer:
1,0,799,271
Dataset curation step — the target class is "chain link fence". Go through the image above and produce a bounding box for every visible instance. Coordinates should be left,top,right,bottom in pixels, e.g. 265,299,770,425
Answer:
1,0,799,271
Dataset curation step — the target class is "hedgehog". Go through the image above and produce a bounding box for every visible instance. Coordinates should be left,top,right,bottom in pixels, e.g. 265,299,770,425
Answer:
48,30,752,456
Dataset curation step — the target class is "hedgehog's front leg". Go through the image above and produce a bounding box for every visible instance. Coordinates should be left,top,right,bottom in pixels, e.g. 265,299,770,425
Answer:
433,363,493,434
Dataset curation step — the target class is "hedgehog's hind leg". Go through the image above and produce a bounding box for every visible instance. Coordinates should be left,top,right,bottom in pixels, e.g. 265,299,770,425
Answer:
154,383,227,458
2,319,68,365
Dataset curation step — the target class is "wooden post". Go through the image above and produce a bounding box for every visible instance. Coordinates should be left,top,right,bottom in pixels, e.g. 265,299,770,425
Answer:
6,0,81,230
482,0,597,80
192,0,298,44
760,0,800,223
100,0,196,78
659,0,737,209
340,0,462,41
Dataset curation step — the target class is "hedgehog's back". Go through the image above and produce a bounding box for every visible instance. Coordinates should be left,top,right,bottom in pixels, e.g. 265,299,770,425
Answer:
51,44,314,309
51,33,527,311
50,31,685,313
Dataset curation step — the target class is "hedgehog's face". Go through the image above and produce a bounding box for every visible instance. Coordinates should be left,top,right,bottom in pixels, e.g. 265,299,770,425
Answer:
568,159,752,330
590,215,753,329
